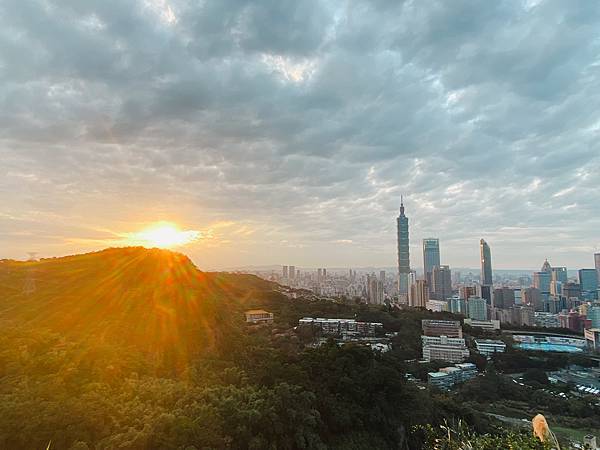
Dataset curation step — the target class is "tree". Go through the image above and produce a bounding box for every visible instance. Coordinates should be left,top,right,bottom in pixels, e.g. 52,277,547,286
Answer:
523,368,549,386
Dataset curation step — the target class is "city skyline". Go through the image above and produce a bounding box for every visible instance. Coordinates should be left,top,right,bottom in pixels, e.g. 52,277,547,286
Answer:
2,1,600,270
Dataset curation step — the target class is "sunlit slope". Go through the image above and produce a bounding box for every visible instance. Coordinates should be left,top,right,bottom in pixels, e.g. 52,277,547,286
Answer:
0,248,275,369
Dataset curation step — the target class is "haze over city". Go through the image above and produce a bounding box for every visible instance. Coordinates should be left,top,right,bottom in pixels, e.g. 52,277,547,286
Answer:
2,0,600,270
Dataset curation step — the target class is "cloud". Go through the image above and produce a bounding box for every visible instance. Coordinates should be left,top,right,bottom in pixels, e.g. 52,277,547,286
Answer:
1,0,599,270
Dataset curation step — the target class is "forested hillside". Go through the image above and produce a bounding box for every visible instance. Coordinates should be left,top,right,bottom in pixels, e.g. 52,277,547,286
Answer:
0,248,548,449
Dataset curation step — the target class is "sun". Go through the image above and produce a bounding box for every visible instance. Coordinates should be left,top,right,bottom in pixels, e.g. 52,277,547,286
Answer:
129,222,200,248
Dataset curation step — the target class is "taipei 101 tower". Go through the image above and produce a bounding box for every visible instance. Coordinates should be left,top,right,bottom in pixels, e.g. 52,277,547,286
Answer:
397,196,410,296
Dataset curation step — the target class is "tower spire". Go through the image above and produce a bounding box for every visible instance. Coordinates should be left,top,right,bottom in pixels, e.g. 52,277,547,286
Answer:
400,195,405,215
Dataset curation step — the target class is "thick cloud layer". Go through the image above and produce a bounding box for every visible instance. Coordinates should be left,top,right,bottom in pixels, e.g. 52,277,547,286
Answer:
1,0,599,270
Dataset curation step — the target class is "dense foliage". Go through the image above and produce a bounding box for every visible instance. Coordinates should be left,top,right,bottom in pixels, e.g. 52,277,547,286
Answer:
0,248,591,449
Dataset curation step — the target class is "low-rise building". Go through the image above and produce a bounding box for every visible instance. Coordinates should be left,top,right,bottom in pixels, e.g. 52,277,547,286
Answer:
474,339,506,357
454,363,478,381
463,318,500,330
428,371,453,390
245,309,274,324
298,317,383,336
427,362,477,390
422,319,463,338
422,335,469,362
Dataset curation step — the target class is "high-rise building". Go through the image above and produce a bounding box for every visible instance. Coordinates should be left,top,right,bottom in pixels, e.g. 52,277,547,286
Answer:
541,259,552,273
282,265,289,279
551,267,568,284
595,253,600,280
588,306,600,329
397,198,410,295
533,271,551,295
578,269,598,300
493,287,515,309
468,297,488,321
289,266,295,280
409,279,428,308
449,296,467,315
459,286,477,302
423,238,440,286
431,265,452,300
477,284,492,305
380,270,386,283
479,239,493,286
562,282,581,301
522,287,543,311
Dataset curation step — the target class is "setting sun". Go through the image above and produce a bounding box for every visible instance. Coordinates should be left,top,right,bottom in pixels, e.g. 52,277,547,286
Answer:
128,222,200,248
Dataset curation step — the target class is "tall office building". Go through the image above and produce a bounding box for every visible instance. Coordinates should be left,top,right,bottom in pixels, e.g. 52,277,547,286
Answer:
595,253,600,280
479,239,493,286
551,267,568,284
562,282,581,301
578,269,598,300
589,306,600,329
541,259,552,273
477,284,492,306
522,287,541,309
431,265,452,300
397,198,410,295
282,265,289,279
423,238,440,286
533,271,551,295
493,287,515,309
289,266,295,280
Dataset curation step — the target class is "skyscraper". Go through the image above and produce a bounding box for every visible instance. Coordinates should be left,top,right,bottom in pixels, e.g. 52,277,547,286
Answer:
479,239,492,286
533,271,551,295
551,267,568,284
595,253,600,280
431,265,452,300
578,269,598,300
397,197,410,295
492,287,515,309
423,238,440,286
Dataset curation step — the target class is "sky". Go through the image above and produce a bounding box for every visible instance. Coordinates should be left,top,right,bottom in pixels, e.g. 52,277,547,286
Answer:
1,0,600,271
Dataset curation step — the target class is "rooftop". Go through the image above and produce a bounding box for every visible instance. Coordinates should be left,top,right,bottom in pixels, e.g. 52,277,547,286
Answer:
475,339,506,344
428,372,450,378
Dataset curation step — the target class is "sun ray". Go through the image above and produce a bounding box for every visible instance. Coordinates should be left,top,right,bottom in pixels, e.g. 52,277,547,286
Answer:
126,222,200,249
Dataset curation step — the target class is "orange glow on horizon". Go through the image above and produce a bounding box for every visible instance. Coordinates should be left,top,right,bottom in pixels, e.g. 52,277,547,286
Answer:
126,222,200,249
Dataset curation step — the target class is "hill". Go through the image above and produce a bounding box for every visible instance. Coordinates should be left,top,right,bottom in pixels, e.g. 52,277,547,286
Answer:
0,247,276,374
0,248,552,449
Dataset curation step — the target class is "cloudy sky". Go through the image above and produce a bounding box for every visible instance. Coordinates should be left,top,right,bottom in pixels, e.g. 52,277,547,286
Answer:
1,0,599,271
